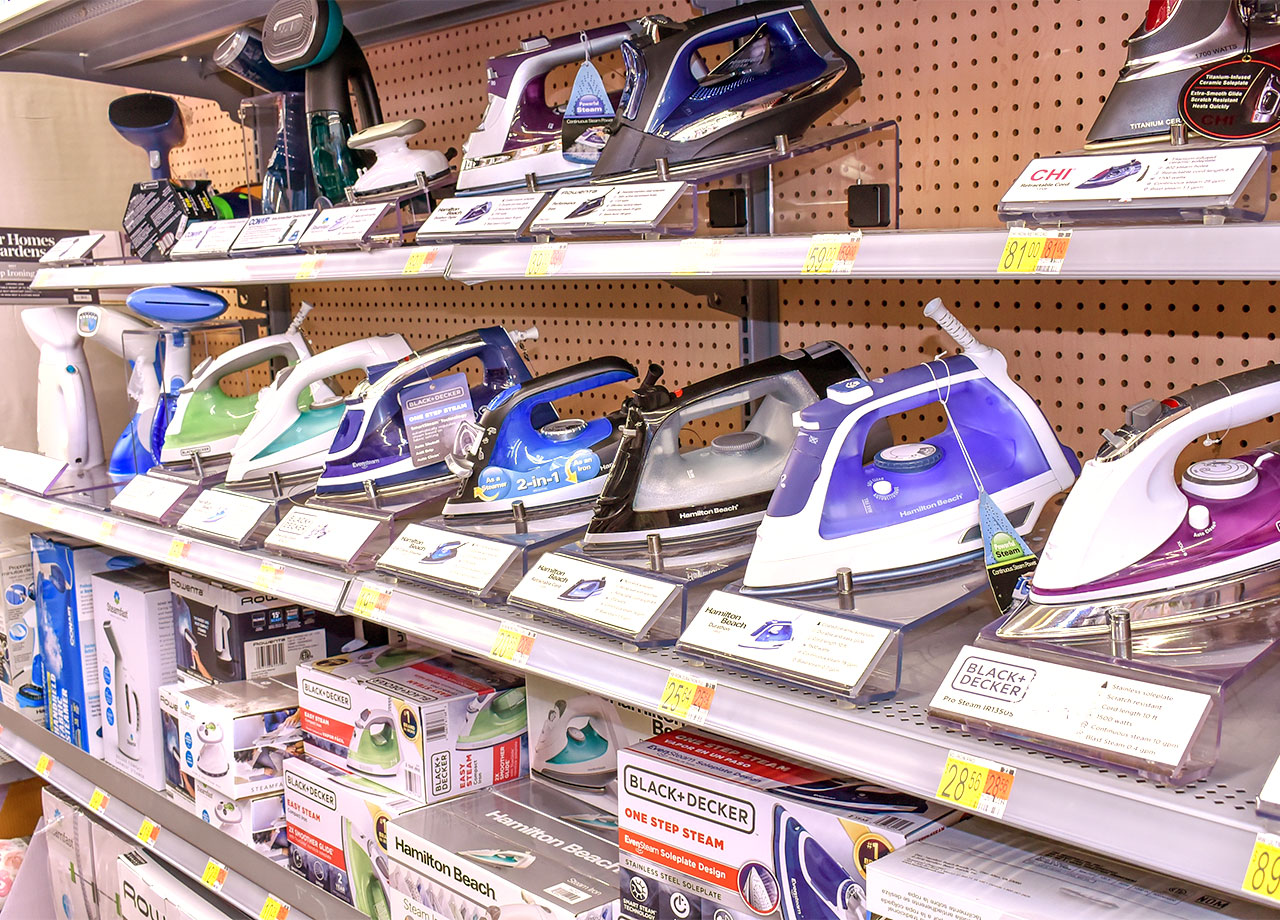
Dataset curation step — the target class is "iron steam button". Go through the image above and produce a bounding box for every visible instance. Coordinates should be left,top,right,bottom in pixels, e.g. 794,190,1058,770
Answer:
1188,504,1211,531
1124,398,1162,430
1182,458,1259,500
873,443,942,473
711,431,765,454
540,419,588,442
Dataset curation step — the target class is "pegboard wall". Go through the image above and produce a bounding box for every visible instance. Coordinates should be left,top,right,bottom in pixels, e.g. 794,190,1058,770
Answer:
164,0,1272,461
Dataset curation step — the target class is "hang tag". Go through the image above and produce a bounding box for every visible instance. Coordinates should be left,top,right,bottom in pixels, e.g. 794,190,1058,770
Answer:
979,491,1037,613
398,372,474,468
561,60,616,165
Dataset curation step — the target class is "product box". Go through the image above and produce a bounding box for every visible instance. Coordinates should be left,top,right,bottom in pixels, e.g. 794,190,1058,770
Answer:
495,775,620,843
283,754,425,917
32,533,137,754
618,731,960,920
0,541,35,688
193,779,287,864
159,673,201,799
526,674,677,816
0,677,45,724
121,179,219,262
159,678,301,799
387,789,618,920
297,646,527,803
117,848,240,920
92,820,136,919
93,565,177,789
43,786,100,920
867,820,1274,919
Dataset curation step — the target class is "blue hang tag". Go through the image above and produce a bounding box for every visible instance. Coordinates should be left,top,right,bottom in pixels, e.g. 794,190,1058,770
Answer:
978,490,1038,613
398,371,474,468
562,60,616,165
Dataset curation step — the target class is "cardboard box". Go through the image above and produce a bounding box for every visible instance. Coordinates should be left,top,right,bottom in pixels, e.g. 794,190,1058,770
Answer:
618,731,960,920
32,534,136,754
283,754,424,916
43,786,100,920
0,541,35,688
117,848,239,920
494,776,618,844
297,647,527,803
867,820,1274,919
193,779,287,864
93,565,177,789
92,820,136,919
160,678,301,799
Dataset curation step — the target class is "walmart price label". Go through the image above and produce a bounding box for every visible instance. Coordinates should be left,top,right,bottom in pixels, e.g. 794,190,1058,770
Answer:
136,817,160,847
177,489,275,544
659,670,716,725
34,753,52,778
88,788,109,815
351,584,392,623
1245,834,1280,903
672,238,723,275
265,507,381,564
112,474,192,520
935,750,1016,819
254,561,284,592
201,859,228,892
509,553,679,639
801,232,863,274
997,228,1071,274
490,620,536,666
526,242,568,276
377,523,520,596
259,894,290,920
402,247,440,274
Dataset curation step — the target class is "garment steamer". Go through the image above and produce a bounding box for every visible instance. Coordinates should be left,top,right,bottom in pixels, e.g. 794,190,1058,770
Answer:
316,326,540,501
196,721,229,777
346,118,453,203
101,620,141,760
591,0,862,181
444,357,640,520
457,688,527,750
262,0,383,203
161,302,329,466
1001,363,1280,642
346,708,400,775
22,307,102,471
532,696,622,790
107,93,185,179
212,608,235,680
742,299,1079,594
772,806,863,920
225,334,412,489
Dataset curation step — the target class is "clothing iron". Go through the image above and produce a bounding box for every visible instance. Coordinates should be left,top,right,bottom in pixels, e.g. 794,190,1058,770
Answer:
443,357,639,520
1086,0,1280,147
591,0,861,182
456,21,644,194
532,695,622,790
773,779,927,814
345,817,394,920
162,302,330,466
23,307,103,471
584,342,870,552
742,299,1079,594
346,708,401,775
740,619,793,650
316,326,539,501
457,688,527,750
225,334,412,490
459,849,536,870
1000,363,1280,642
346,118,453,203
772,805,863,920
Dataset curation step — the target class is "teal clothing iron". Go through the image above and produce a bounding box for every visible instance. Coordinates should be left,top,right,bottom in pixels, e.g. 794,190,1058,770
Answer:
531,696,622,790
457,687,528,750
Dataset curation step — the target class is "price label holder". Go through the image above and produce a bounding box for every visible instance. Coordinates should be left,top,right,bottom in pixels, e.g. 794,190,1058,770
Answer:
88,788,109,815
416,193,550,241
351,583,393,624
997,227,1072,274
935,750,1016,819
136,817,160,848
801,231,863,274
169,219,246,259
529,182,688,236
0,449,68,495
264,506,385,569
177,489,277,548
299,202,392,251
525,242,568,277
376,523,522,598
201,859,228,892
490,620,536,667
402,246,440,274
672,238,723,275
110,474,196,523
229,210,317,256
658,670,716,725
259,894,290,920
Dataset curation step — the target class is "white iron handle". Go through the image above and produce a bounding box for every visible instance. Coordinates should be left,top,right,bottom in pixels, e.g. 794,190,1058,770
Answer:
923,297,991,357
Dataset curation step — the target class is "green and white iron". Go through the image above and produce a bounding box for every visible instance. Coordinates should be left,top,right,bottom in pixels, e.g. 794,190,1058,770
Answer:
347,708,400,775
344,816,393,920
161,303,332,466
457,687,527,750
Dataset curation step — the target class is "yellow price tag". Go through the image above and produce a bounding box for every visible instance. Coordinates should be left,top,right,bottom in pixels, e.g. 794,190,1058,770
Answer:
936,750,1016,819
35,753,53,778
88,788,109,814
98,519,117,541
489,621,536,667
295,256,323,280
259,894,290,920
166,538,190,562
658,671,716,725
997,229,1071,274
526,243,567,277
0,492,13,509
201,859,228,892
402,247,438,274
136,817,160,847
255,561,284,593
672,238,722,275
801,232,862,274
352,584,392,622
1244,834,1280,901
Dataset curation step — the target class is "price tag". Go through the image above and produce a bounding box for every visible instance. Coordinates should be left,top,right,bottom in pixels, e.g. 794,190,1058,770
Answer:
997,228,1071,274
35,753,52,778
136,817,160,847
526,242,567,276
490,621,536,667
352,584,392,622
201,859,228,892
658,671,716,725
402,247,438,274
98,519,117,541
166,538,190,562
259,894,290,920
935,750,1016,819
254,561,284,592
672,238,722,275
0,492,12,509
295,255,323,280
1244,833,1280,902
801,232,863,274
88,788,109,814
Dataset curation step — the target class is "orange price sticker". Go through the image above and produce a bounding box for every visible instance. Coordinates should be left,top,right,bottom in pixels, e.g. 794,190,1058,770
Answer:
35,753,53,778
801,232,862,274
526,242,568,277
254,561,284,592
997,228,1071,274
201,859,228,892
402,247,438,274
490,621,536,667
352,584,392,623
294,256,323,280
166,538,190,562
658,670,716,725
88,788,109,814
98,519,117,541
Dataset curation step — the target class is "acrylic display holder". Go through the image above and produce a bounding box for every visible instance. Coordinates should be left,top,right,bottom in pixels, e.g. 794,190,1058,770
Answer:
109,472,200,525
175,486,287,548
260,503,393,573
678,565,989,703
527,181,694,239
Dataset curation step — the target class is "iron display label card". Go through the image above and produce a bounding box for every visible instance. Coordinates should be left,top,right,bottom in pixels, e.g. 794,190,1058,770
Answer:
298,203,391,250
110,474,193,521
509,552,680,640
229,210,317,254
377,523,519,597
177,488,276,545
417,193,549,240
169,219,245,259
0,448,68,495
529,182,687,233
265,506,381,564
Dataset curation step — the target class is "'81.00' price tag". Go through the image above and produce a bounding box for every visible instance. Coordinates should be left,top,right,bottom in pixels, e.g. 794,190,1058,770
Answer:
997,228,1071,274
936,750,1016,819
659,670,716,725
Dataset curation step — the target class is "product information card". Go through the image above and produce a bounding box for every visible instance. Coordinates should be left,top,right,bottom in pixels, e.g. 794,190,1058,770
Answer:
509,552,679,639
177,489,276,545
0,449,68,495
930,645,1213,770
1001,146,1265,203
110,475,193,521
169,220,246,259
265,506,382,563
417,193,549,239
377,523,519,596
679,590,895,697
229,210,317,254
529,182,687,233
298,203,392,249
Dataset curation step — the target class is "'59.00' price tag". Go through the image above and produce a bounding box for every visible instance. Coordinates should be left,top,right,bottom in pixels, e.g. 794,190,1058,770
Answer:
659,670,716,725
802,232,862,274
936,750,1016,819
490,621,536,666
997,228,1071,274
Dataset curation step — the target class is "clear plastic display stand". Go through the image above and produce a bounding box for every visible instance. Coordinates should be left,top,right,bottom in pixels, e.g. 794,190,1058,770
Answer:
261,503,392,573
175,487,285,549
109,473,199,525
678,566,988,702
527,182,694,239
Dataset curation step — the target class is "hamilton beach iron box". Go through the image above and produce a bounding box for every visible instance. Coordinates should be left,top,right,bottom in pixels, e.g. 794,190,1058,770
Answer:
618,731,960,920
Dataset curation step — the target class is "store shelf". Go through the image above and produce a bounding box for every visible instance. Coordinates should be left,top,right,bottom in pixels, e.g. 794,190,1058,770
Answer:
0,706,363,920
